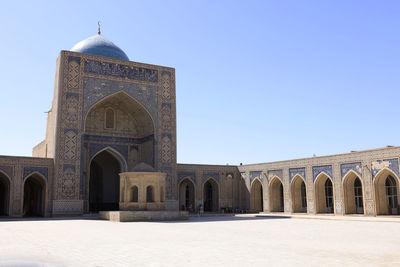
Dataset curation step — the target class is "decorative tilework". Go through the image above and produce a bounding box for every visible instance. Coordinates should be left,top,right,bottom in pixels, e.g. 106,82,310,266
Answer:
371,158,399,179
68,60,80,89
64,130,77,160
161,71,171,100
161,103,172,131
84,59,158,83
161,135,172,164
64,94,79,123
289,168,306,182
23,167,48,181
202,172,220,183
178,172,196,184
61,165,76,198
84,134,153,144
250,171,262,183
312,165,332,181
340,162,362,180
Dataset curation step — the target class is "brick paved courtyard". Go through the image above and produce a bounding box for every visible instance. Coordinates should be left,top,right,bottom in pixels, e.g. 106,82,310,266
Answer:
0,215,398,266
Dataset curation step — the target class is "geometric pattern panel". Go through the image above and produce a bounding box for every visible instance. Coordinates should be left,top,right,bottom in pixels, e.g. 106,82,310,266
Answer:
312,165,332,181
161,71,171,100
161,135,172,164
371,158,399,180
64,130,77,160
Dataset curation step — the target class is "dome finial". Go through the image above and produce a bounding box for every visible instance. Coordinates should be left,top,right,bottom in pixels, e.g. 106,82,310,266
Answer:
97,21,101,35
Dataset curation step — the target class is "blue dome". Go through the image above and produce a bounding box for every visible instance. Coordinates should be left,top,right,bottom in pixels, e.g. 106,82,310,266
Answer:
71,35,129,61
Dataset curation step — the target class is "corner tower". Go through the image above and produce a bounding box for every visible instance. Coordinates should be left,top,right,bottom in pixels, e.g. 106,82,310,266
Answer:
37,33,177,214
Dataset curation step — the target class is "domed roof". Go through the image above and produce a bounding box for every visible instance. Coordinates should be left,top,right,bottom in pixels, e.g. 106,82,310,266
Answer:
130,162,156,172
71,34,129,61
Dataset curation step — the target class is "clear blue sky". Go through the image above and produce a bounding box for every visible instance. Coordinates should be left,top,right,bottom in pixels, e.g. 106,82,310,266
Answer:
0,1,399,165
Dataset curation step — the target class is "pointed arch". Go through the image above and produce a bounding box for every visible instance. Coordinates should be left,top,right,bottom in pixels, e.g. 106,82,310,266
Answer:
89,149,121,212
342,170,364,214
84,90,156,137
314,171,333,184
268,175,283,186
314,172,334,214
251,177,263,187
22,172,47,217
269,176,284,212
291,174,307,213
0,170,11,216
203,178,219,212
374,167,399,215
179,178,196,212
250,178,263,212
90,146,128,173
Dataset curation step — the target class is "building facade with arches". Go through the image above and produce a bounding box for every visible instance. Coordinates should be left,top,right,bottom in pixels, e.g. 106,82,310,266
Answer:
0,33,399,217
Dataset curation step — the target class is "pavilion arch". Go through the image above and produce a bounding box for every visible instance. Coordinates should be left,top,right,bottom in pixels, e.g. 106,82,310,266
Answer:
342,170,364,215
314,172,334,214
22,172,47,217
291,174,307,213
130,185,139,202
203,178,219,212
178,178,195,212
0,171,12,216
374,167,400,215
269,176,284,212
250,178,263,212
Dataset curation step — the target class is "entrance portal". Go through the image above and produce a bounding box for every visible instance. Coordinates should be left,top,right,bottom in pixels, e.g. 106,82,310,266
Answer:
203,179,219,212
179,179,195,212
89,150,121,212
23,174,46,217
250,179,263,212
0,174,10,216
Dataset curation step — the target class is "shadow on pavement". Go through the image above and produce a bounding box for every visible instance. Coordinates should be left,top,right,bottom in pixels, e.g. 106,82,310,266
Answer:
156,214,292,224
0,213,291,223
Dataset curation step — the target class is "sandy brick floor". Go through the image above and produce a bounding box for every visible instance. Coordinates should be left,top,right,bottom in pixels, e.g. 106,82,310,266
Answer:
0,215,399,266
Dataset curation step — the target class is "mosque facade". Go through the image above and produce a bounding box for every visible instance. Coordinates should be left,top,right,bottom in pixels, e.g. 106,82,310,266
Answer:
0,34,398,218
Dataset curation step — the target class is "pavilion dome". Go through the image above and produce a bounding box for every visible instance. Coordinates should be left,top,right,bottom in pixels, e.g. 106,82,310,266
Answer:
70,34,129,61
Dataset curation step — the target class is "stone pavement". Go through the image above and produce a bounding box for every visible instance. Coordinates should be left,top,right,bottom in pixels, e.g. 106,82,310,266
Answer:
0,215,399,266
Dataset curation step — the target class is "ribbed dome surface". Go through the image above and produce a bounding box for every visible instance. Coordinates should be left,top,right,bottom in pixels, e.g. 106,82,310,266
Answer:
71,35,129,61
